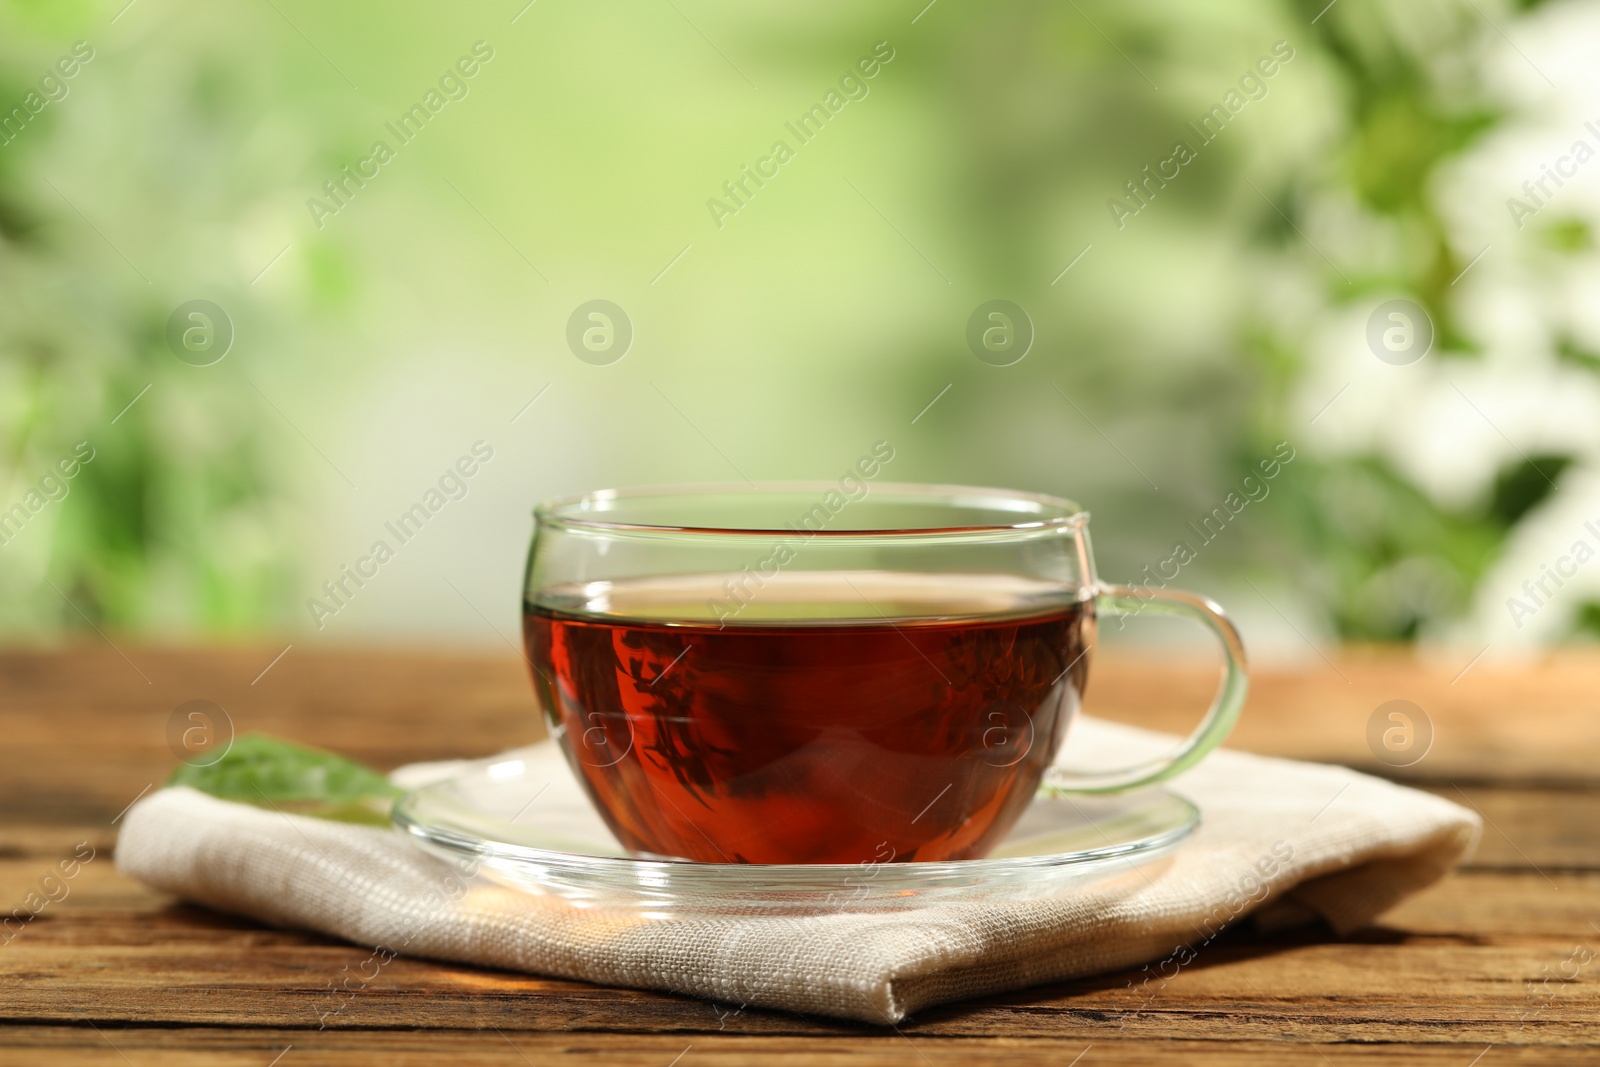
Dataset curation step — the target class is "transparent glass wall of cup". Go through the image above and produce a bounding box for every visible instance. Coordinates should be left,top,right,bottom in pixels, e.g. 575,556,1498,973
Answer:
522,482,1247,866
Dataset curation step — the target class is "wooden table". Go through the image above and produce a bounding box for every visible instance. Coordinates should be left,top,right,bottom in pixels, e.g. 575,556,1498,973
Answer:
3,645,1597,1064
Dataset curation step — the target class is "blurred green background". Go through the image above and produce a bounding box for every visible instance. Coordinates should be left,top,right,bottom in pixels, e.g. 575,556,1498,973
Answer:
3,0,1598,655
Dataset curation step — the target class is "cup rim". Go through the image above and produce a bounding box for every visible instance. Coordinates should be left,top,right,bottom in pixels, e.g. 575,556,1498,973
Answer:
532,481,1089,538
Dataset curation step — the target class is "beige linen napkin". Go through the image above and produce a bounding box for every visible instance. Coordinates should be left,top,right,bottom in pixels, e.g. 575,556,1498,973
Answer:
115,717,1479,1024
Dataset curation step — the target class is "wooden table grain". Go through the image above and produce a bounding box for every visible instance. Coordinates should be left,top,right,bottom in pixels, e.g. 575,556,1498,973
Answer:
2,644,1597,1065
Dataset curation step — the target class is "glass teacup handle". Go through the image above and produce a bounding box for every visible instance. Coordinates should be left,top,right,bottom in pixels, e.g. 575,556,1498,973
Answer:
1041,583,1248,795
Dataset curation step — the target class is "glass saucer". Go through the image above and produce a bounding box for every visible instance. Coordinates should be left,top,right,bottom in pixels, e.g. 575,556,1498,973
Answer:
391,745,1198,914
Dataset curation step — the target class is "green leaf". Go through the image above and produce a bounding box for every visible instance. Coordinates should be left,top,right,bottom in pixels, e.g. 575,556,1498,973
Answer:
166,733,402,826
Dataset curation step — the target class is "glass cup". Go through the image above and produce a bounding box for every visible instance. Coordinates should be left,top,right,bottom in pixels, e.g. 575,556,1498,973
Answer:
522,481,1247,865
